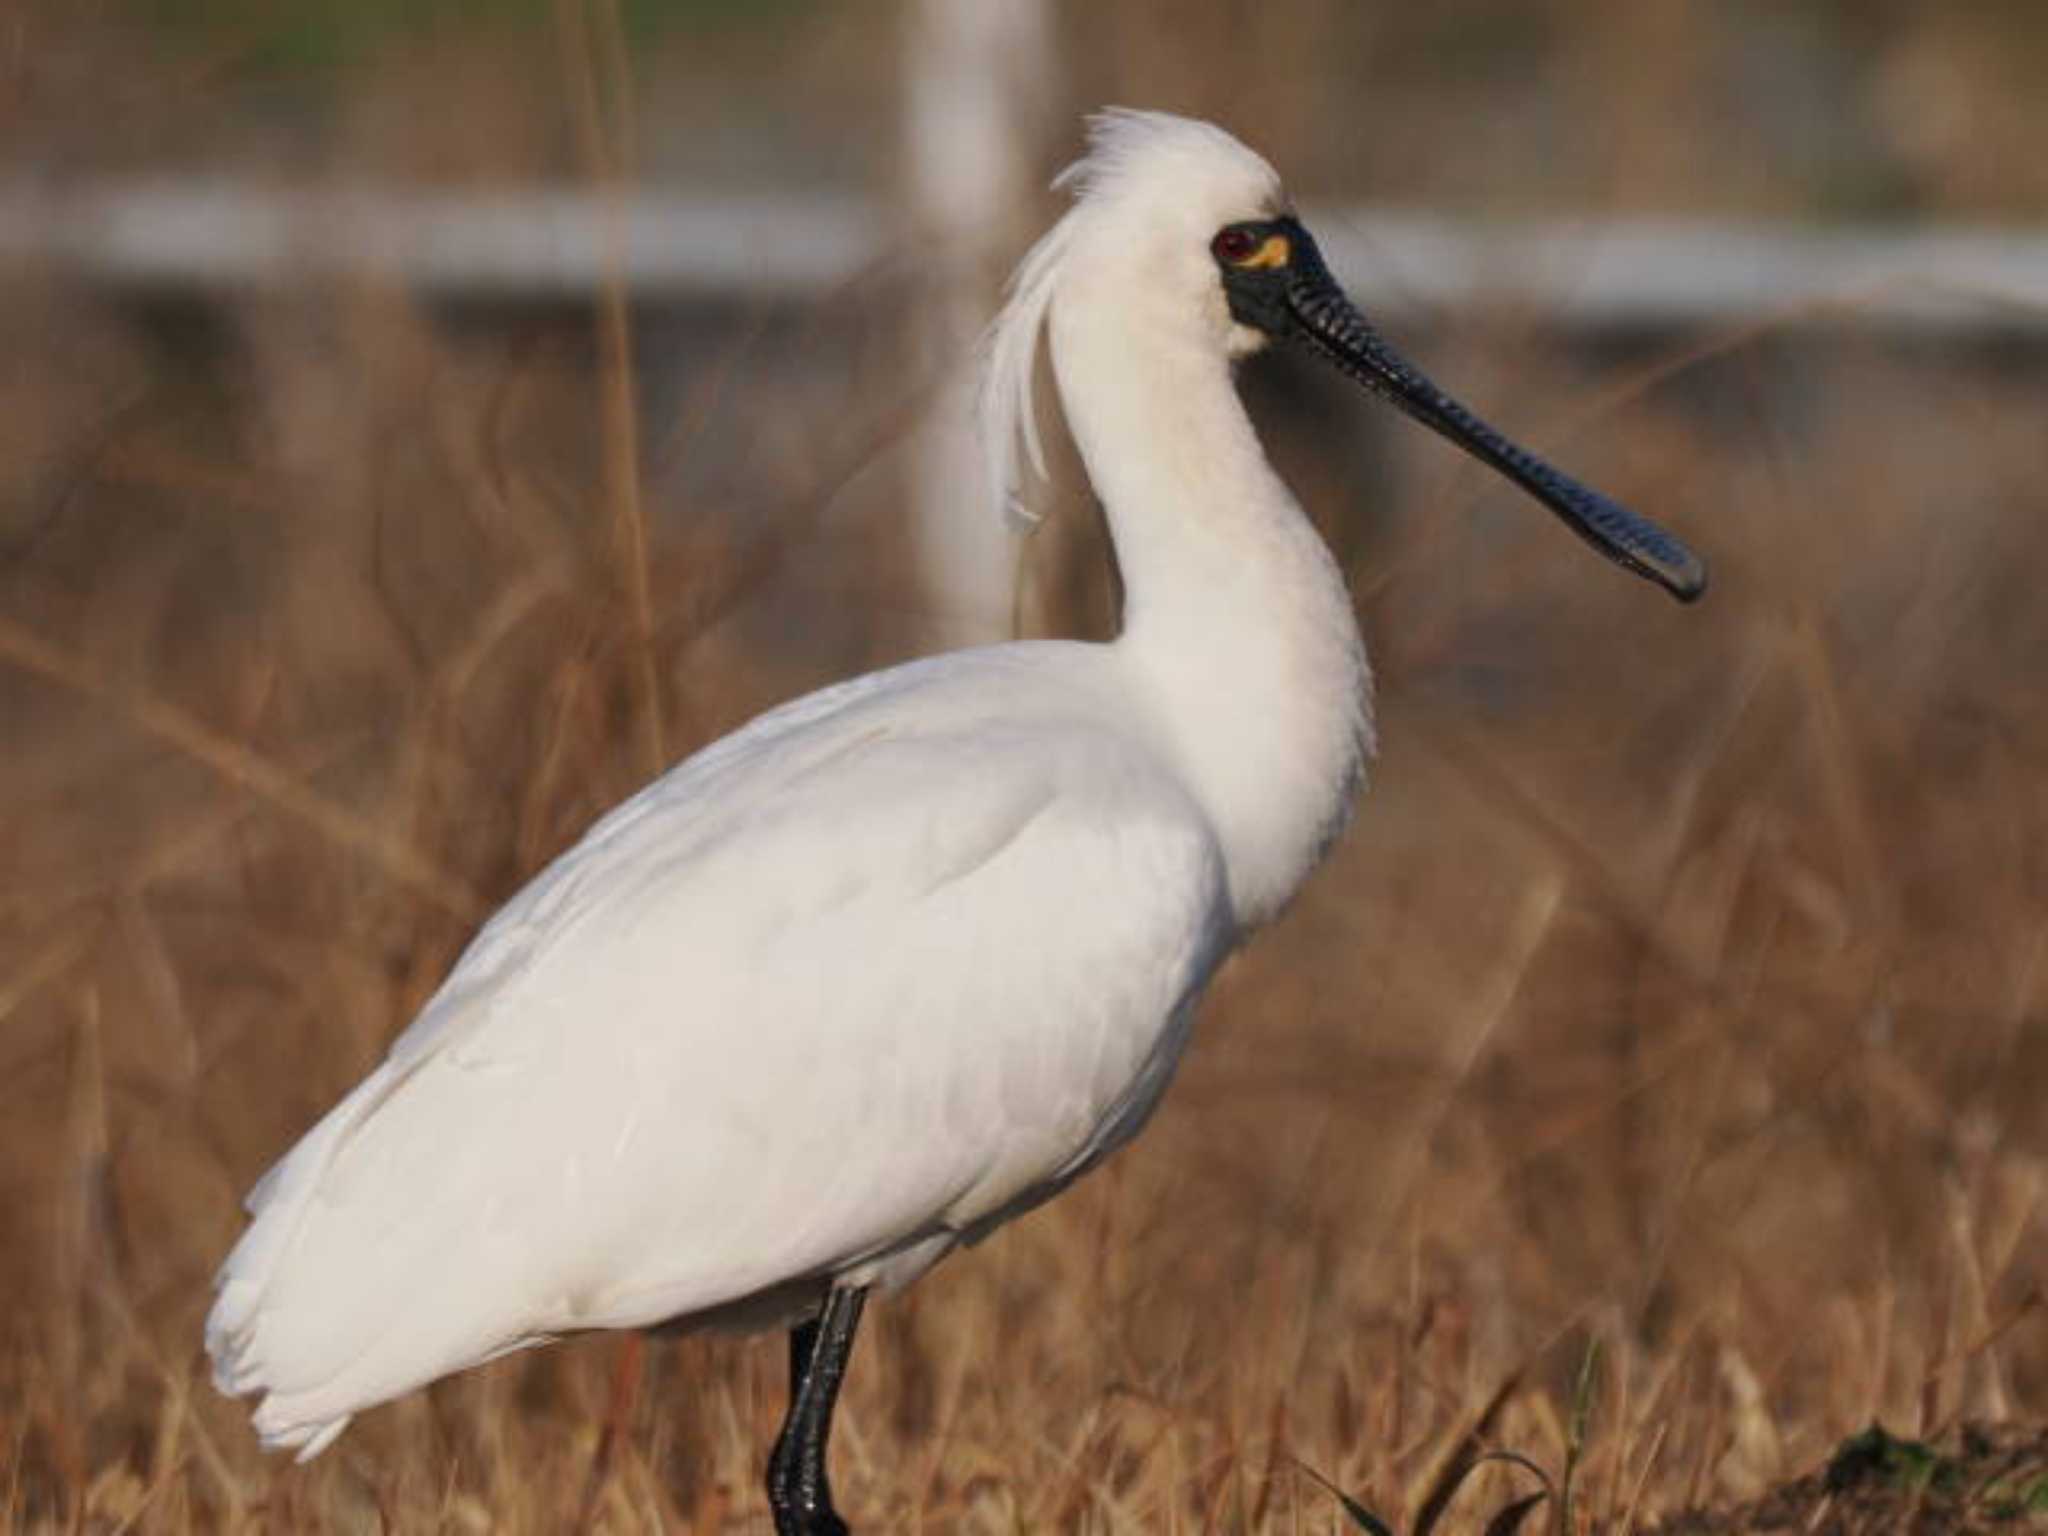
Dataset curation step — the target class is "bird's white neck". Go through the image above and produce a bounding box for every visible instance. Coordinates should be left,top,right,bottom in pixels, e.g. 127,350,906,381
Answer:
1049,288,1373,927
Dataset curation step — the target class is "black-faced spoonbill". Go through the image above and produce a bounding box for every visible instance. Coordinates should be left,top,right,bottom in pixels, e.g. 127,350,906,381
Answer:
207,109,1704,1534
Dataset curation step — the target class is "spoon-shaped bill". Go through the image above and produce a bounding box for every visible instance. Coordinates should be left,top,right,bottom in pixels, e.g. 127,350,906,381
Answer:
1280,226,1706,602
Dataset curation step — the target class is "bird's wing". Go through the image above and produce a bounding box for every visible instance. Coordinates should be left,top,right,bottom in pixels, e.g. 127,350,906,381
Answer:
208,645,1232,1453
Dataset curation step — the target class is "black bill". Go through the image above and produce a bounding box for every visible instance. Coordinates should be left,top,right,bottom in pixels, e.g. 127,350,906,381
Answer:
1229,216,1706,602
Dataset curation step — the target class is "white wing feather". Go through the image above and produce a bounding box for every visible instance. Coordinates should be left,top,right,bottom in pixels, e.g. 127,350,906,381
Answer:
207,641,1231,1456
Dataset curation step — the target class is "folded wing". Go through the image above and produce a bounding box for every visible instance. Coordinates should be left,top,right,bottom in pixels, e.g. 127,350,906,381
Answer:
207,645,1232,1456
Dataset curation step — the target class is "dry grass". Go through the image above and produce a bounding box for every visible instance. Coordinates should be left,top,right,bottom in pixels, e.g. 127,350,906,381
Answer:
5,5,2048,1534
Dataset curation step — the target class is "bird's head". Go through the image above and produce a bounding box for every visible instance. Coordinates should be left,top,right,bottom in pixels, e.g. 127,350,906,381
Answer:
982,109,1707,603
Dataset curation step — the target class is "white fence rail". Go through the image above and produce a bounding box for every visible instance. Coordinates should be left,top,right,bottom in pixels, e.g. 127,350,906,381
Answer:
4,181,2045,333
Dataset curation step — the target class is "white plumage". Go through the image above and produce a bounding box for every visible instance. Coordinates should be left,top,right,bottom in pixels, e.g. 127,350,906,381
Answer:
209,110,1374,1460
208,109,1705,1506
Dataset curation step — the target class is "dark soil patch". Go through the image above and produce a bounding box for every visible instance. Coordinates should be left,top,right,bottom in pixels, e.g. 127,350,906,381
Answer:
1649,1424,2048,1536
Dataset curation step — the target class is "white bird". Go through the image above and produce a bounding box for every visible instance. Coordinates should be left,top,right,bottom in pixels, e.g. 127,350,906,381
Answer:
207,109,1702,1533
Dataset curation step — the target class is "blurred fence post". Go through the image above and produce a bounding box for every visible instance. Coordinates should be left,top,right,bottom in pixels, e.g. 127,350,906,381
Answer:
902,0,1050,643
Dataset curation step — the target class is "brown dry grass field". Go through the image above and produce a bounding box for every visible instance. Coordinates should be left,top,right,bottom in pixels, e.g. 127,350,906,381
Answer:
3,4,2048,1532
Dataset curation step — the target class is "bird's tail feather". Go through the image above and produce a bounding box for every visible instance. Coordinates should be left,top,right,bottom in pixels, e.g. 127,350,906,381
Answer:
205,1058,411,1456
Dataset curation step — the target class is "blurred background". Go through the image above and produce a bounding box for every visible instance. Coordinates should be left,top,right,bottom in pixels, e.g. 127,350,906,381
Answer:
3,2,2047,1530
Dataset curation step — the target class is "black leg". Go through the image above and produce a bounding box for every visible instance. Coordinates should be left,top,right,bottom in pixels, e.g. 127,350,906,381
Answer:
766,1287,867,1536
788,1313,820,1403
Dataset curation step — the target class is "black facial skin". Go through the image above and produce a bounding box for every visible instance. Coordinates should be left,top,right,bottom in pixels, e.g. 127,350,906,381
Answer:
1213,216,1707,603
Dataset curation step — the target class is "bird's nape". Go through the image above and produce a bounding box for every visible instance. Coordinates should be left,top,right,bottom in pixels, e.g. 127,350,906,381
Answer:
1216,215,1708,602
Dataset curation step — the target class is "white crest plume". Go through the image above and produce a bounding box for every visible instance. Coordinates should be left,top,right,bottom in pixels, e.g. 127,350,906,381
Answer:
975,168,1077,531
976,109,1282,529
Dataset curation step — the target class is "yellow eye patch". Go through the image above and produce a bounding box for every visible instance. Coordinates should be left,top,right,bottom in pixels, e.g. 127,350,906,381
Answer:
1237,232,1292,269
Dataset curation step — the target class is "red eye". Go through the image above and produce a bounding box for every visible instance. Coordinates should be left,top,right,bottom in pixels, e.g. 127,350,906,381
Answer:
1212,226,1258,264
